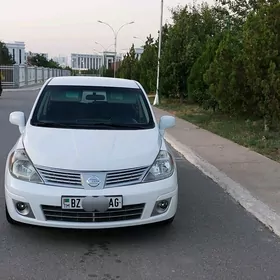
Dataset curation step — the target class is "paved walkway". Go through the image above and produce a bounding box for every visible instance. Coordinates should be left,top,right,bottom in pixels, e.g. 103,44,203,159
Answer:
153,106,280,237
3,84,43,92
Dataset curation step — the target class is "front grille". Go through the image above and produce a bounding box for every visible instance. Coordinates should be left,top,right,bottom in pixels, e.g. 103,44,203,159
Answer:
41,204,145,223
105,167,148,187
36,166,149,188
37,167,82,187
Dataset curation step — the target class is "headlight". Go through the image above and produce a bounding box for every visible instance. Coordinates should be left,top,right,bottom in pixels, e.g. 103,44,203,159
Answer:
9,149,43,183
143,150,175,182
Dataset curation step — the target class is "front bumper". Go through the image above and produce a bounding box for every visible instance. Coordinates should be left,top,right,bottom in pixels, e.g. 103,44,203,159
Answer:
5,172,178,229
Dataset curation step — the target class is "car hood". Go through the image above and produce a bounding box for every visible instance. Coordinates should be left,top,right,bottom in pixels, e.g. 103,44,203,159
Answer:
22,125,161,171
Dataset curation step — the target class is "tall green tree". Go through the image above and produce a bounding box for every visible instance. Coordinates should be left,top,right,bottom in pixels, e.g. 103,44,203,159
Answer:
160,3,226,102
242,2,280,129
187,36,221,110
204,29,247,114
117,44,140,80
138,35,157,93
0,41,15,65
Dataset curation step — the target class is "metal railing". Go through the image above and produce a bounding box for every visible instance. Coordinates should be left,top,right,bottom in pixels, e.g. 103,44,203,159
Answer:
0,64,71,88
0,66,14,88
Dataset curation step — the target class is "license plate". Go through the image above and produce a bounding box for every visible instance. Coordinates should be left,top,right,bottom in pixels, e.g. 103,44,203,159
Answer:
61,196,123,210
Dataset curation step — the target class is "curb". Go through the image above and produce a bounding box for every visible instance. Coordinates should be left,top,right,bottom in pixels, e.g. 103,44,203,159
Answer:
165,131,280,237
3,86,42,92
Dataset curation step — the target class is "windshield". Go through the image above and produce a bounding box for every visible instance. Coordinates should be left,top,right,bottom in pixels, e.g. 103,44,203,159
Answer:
30,85,155,130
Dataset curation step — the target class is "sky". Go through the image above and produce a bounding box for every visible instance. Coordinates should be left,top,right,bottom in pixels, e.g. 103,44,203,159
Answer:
1,0,200,57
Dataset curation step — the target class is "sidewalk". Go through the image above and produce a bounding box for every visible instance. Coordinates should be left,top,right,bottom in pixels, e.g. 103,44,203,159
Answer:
153,106,280,236
3,83,43,92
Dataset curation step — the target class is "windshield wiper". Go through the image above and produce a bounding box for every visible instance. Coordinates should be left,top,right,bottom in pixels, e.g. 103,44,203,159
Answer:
32,121,73,128
32,121,149,129
108,123,148,129
75,122,148,129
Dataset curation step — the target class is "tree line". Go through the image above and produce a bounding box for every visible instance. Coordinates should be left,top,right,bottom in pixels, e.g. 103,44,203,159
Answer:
116,0,280,131
27,54,64,69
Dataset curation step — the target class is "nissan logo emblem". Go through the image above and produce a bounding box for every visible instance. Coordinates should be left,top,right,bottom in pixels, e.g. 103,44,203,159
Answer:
86,176,101,187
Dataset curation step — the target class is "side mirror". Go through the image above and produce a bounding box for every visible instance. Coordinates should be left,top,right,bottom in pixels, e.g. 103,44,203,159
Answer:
9,111,26,134
159,115,175,135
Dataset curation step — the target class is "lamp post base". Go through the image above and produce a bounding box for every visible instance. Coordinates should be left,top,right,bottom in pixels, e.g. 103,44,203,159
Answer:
153,94,159,106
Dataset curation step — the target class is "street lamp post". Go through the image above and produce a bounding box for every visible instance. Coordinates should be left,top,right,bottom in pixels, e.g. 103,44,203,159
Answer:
95,42,114,52
97,20,135,78
95,42,115,77
95,42,115,74
153,0,164,106
133,36,145,45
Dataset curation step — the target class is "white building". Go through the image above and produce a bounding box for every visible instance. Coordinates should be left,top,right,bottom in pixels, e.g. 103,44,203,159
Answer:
52,55,68,67
4,41,26,64
135,47,144,60
71,53,103,70
71,52,123,71
103,51,122,69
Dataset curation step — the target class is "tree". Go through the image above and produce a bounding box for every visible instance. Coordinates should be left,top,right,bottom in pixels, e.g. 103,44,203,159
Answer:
159,6,191,101
117,44,140,81
29,54,61,69
0,41,15,65
187,36,221,110
159,3,225,102
113,0,280,130
138,35,158,93
217,0,258,20
29,54,49,67
48,59,61,69
103,68,114,78
242,2,280,129
187,3,230,108
204,29,248,114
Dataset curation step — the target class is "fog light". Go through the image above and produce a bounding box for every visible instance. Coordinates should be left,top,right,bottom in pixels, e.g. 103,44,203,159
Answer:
15,202,29,216
157,200,169,211
152,198,171,216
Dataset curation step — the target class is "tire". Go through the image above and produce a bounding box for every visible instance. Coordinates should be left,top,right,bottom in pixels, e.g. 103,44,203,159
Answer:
5,205,21,226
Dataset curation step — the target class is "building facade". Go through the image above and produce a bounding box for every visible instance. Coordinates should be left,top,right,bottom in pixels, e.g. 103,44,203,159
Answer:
4,41,26,64
103,51,118,70
71,53,103,70
71,52,123,71
135,48,144,60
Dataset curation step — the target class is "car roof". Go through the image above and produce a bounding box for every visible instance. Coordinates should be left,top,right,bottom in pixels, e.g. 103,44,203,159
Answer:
48,76,140,89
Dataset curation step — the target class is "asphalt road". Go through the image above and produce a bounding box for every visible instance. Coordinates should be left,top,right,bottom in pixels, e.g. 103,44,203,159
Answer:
1,89,280,280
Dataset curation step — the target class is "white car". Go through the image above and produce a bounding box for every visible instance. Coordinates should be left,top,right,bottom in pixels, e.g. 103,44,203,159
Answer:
5,76,178,229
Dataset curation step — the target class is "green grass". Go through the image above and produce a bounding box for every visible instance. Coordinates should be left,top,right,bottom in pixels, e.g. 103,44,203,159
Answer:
154,98,280,163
